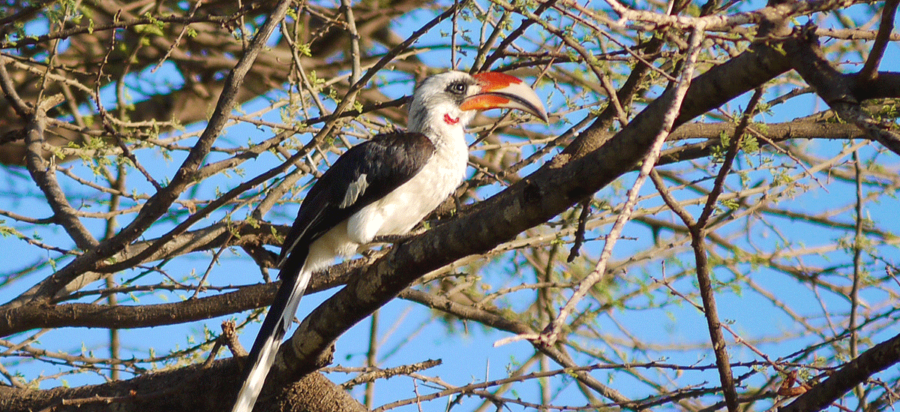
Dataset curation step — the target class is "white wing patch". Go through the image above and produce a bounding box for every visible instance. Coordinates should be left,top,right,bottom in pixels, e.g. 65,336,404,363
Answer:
340,173,368,209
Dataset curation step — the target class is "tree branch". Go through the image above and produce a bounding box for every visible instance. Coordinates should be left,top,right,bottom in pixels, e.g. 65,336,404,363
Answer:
270,21,797,397
788,25,900,156
781,332,900,412
23,0,295,304
858,0,899,82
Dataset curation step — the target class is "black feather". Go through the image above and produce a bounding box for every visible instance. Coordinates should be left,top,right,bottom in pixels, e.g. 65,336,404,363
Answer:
277,131,435,268
233,131,434,412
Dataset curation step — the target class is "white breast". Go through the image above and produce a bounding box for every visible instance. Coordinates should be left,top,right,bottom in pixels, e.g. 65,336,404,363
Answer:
348,126,469,245
306,118,469,270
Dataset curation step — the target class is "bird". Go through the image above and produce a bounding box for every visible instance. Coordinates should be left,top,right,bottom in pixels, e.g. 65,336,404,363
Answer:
231,70,547,412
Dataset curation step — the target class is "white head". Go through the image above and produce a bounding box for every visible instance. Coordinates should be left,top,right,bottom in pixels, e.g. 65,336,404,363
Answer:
407,71,547,141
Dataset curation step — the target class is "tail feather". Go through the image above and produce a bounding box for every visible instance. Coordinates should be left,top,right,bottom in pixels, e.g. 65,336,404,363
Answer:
231,255,311,412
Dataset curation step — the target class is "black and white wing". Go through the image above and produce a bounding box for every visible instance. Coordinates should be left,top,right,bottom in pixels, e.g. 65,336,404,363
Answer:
276,130,436,271
231,131,434,412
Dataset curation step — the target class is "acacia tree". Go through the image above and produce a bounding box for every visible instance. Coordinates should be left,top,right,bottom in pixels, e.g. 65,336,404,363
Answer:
1,0,899,411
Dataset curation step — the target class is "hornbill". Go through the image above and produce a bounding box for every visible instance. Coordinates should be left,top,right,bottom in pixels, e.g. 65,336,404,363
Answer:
231,71,547,412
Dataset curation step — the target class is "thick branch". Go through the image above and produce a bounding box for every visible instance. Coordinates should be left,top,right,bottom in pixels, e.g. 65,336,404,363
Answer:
0,242,371,337
273,30,796,387
780,332,900,412
788,27,900,156
858,0,899,81
22,94,99,250
0,361,363,412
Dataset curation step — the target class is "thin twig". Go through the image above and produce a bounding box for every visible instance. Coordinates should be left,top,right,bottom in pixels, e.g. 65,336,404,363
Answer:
566,199,591,262
525,23,708,349
850,149,866,408
342,0,361,84
152,0,204,73
364,310,379,409
12,0,295,309
339,359,442,389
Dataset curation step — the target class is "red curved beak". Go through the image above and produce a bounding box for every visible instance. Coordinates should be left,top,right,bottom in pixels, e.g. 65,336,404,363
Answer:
459,72,549,123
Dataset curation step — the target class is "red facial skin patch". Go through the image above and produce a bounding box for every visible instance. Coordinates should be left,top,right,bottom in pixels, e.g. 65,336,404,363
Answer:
472,72,523,91
443,113,460,125
458,94,511,111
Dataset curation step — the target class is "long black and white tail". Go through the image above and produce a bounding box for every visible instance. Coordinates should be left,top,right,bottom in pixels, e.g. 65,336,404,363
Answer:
231,258,311,412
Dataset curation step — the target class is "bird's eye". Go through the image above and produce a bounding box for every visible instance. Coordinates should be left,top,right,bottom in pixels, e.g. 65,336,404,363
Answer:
447,82,467,95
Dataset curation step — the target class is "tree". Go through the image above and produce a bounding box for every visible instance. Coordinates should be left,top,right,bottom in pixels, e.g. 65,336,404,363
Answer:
1,0,899,410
